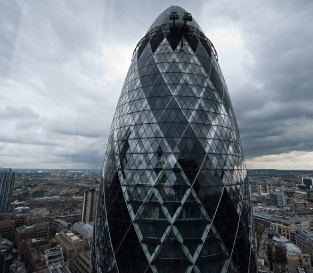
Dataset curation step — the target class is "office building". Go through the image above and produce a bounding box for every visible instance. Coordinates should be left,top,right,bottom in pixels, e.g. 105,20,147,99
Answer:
82,188,98,223
302,178,313,188
14,221,50,248
93,6,256,273
0,168,15,214
270,191,286,207
50,219,70,237
55,230,89,270
19,238,57,272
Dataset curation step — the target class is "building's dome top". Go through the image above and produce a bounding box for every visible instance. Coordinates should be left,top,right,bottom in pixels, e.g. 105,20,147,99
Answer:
147,6,203,34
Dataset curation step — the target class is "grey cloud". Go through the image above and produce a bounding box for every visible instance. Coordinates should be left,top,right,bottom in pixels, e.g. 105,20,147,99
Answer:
203,0,313,159
0,106,39,120
2,0,313,168
0,1,23,76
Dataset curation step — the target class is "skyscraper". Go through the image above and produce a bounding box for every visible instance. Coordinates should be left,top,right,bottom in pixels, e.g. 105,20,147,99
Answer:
0,168,15,214
94,6,256,273
82,188,99,223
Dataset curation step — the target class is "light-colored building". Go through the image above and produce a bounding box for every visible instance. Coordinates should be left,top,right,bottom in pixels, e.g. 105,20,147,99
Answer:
73,222,93,241
55,230,89,270
12,207,30,215
253,212,310,241
270,215,309,242
284,242,311,267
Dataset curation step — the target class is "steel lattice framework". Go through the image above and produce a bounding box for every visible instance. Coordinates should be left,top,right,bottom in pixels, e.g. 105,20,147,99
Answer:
93,6,256,273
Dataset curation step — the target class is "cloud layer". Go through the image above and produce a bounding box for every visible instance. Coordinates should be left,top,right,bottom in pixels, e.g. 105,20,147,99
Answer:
1,0,313,169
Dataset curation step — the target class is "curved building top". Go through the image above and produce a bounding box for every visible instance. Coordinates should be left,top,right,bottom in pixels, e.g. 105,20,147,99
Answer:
147,6,203,34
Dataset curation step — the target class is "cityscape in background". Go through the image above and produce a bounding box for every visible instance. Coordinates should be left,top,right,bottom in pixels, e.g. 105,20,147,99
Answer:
0,167,100,273
2,1,313,273
2,169,313,272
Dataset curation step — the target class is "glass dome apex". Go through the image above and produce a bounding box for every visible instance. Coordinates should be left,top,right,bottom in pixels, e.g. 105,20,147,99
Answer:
147,6,203,34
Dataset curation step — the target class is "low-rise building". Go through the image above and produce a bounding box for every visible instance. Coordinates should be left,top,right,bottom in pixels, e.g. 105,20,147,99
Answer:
253,212,310,241
55,230,89,270
12,207,30,215
50,219,70,237
253,212,272,235
0,220,15,240
14,222,49,248
284,243,311,267
271,215,309,242
18,237,57,272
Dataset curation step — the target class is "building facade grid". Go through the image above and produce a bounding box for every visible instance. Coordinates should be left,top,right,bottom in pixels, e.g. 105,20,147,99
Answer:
93,6,256,273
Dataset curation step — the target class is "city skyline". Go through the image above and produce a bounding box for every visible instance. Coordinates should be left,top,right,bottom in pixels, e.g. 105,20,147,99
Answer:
1,0,313,169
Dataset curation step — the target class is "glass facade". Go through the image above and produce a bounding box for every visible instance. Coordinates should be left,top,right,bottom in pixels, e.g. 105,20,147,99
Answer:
93,6,256,273
0,168,15,213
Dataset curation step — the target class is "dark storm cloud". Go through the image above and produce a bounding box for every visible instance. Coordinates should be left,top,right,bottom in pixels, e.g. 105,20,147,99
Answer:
1,0,313,168
202,0,313,159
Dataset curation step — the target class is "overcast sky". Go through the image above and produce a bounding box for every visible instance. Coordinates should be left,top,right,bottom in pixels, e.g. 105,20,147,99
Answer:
1,0,313,170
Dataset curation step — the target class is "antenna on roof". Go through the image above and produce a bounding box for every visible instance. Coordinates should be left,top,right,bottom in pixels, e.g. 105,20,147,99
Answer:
169,11,179,26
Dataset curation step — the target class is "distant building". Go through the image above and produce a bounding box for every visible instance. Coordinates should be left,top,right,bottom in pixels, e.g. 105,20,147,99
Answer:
302,178,313,189
271,215,309,242
253,212,272,235
26,197,82,216
29,208,49,216
0,168,15,213
0,237,18,273
48,213,81,226
256,185,262,194
270,191,286,207
81,188,98,223
253,212,310,240
288,198,311,210
12,207,30,215
285,188,296,198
